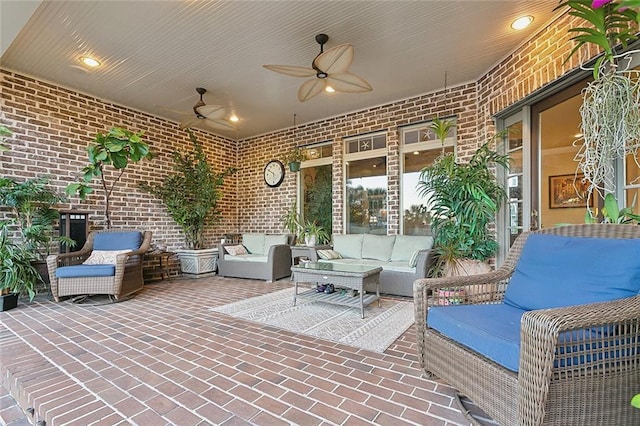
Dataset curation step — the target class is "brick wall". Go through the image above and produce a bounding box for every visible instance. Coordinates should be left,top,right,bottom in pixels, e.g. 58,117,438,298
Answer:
1,9,597,248
0,69,238,250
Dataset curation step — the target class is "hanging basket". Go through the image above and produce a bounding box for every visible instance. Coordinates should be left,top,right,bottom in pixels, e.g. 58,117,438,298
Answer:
289,161,301,172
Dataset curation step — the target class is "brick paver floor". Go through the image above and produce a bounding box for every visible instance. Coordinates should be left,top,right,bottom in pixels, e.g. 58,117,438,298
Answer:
1,276,494,425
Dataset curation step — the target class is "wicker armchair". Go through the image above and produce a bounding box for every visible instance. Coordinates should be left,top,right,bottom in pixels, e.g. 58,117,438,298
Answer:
414,224,640,425
47,230,152,302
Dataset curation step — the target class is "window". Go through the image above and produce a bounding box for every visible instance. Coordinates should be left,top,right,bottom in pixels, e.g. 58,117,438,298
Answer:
300,143,332,234
344,132,387,234
400,120,455,235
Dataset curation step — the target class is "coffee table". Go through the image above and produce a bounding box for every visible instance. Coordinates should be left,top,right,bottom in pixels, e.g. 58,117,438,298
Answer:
291,262,382,318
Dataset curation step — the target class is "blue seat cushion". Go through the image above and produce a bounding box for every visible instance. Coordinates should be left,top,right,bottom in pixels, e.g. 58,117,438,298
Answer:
504,234,640,311
56,264,115,278
94,231,142,251
429,303,525,372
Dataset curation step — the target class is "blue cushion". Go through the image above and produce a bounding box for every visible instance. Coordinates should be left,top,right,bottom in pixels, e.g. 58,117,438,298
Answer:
429,303,525,372
56,264,115,278
94,231,142,251
504,234,640,311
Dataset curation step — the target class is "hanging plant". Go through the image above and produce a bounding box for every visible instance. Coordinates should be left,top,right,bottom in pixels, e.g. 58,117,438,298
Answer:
558,0,640,206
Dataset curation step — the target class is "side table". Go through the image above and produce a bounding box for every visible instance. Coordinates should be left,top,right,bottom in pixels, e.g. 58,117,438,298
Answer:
290,245,331,266
144,251,177,282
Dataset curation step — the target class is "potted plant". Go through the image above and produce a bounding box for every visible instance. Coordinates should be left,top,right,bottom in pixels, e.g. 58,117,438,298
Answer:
283,146,305,172
430,117,455,154
140,129,235,274
280,198,304,244
0,176,75,286
0,222,41,311
302,220,329,246
558,1,640,211
66,127,153,229
417,139,510,277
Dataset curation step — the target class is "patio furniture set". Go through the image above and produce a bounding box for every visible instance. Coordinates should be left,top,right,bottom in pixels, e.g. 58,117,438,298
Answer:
44,224,640,424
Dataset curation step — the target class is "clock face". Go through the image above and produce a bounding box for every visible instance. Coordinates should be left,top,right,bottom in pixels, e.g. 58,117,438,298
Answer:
264,160,285,187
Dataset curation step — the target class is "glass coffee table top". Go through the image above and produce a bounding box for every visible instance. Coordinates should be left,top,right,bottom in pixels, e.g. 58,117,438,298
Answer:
291,262,381,275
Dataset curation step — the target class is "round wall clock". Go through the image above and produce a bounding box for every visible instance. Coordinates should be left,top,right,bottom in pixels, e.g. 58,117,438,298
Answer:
264,160,285,187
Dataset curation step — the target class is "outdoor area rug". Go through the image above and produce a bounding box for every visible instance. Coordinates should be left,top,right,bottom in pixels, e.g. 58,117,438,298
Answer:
209,287,415,353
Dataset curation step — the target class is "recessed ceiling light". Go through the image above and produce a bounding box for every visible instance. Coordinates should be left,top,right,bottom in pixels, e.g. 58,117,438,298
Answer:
80,56,100,67
229,114,239,122
511,16,533,30
325,85,335,93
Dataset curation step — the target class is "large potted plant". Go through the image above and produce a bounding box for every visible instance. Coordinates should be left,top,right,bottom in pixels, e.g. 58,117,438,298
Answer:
141,129,235,274
0,222,41,311
558,0,640,213
417,140,510,277
0,176,75,286
66,127,153,229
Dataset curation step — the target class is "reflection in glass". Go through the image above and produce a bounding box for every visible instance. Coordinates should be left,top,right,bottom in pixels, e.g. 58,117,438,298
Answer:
346,157,387,234
402,147,453,235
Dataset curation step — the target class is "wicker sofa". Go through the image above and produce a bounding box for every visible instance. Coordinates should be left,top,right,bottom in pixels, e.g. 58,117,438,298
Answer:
312,234,436,297
413,224,640,425
217,233,293,282
47,230,152,302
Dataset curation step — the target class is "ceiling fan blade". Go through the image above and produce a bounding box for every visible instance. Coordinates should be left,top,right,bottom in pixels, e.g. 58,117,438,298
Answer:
180,117,200,129
314,44,353,74
263,64,316,78
204,118,236,131
326,72,373,93
298,78,325,102
196,104,225,119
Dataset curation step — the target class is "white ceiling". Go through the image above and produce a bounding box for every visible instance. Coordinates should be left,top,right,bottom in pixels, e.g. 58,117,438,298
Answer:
1,1,559,140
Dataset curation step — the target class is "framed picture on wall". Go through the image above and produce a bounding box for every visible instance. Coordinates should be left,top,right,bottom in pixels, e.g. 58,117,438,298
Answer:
549,173,589,209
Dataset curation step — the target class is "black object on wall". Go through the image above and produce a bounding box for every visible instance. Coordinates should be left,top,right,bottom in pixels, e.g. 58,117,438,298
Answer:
59,210,88,253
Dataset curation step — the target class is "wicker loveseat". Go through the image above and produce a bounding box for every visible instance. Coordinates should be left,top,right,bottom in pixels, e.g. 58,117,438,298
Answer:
414,224,640,425
47,230,152,302
217,233,293,282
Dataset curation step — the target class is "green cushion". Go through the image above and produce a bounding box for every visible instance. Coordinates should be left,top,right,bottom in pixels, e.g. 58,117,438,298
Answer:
333,234,363,259
390,235,434,261
242,233,265,255
264,234,288,252
362,234,396,261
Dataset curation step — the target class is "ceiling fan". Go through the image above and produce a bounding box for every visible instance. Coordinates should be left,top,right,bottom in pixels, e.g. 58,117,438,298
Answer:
263,33,373,102
179,88,235,131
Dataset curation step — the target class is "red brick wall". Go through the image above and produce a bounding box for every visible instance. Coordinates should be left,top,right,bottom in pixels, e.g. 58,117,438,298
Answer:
0,69,238,250
1,10,597,248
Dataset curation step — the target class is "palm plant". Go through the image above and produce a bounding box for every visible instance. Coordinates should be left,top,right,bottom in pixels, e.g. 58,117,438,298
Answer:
417,141,510,275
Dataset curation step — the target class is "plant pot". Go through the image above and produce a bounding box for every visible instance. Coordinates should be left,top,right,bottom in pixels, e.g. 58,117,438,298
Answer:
175,248,219,274
0,293,19,312
32,260,50,285
289,161,301,172
444,259,496,302
304,234,317,247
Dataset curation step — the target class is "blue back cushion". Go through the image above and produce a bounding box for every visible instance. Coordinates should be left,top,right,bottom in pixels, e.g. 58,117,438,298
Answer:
504,234,640,311
94,231,142,251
